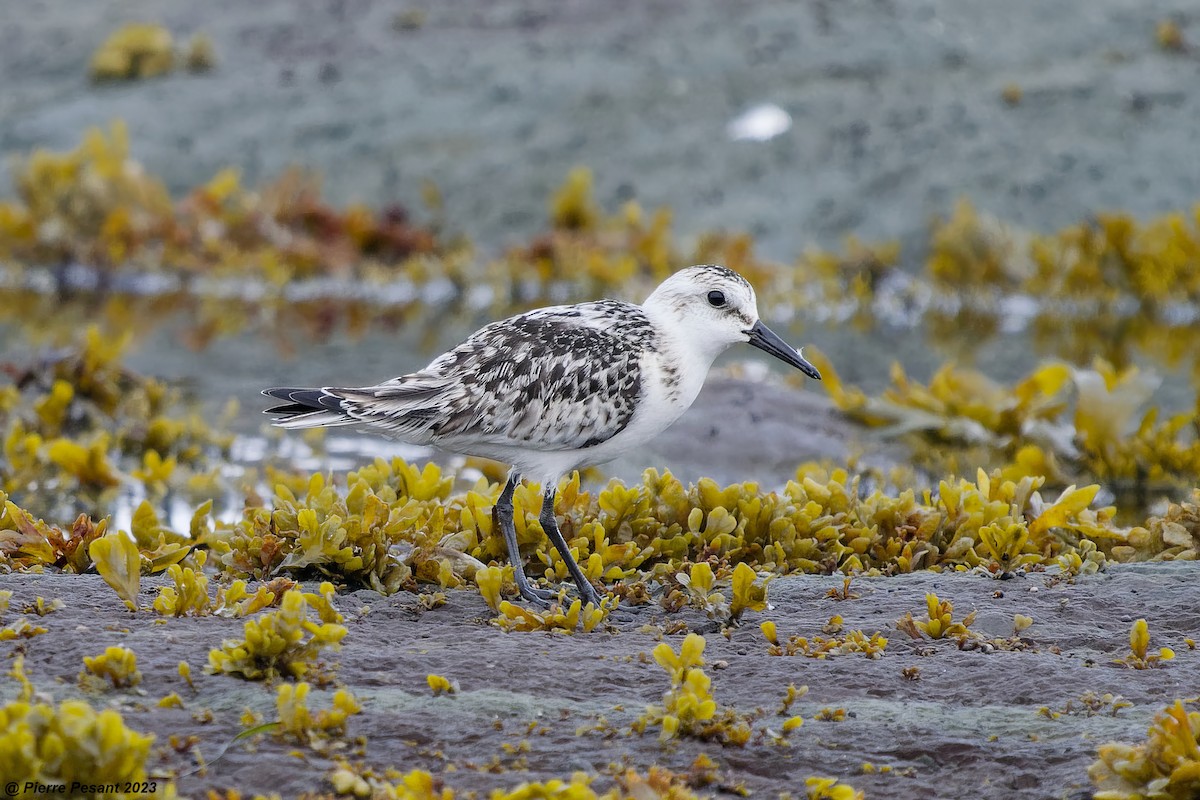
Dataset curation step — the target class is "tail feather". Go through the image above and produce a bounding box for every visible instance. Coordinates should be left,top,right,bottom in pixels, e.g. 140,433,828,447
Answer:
263,386,356,429
263,380,449,436
263,387,345,411
274,411,361,430
265,402,317,416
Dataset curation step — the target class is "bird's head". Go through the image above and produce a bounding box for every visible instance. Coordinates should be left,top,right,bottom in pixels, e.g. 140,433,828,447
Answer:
643,265,821,379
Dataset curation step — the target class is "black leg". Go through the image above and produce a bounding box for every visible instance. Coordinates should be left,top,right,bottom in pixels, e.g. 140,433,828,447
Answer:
540,486,604,607
495,472,554,606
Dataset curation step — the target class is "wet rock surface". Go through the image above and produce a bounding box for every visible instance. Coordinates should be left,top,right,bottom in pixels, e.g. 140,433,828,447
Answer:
4,566,1196,799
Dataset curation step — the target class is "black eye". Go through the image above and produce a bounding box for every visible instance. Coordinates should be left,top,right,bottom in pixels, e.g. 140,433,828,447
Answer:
707,290,726,308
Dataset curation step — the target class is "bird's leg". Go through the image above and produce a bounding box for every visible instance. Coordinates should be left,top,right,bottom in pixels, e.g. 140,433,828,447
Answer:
540,486,604,608
495,472,554,606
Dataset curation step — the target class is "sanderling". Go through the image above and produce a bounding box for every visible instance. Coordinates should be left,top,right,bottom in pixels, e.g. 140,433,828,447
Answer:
265,264,821,606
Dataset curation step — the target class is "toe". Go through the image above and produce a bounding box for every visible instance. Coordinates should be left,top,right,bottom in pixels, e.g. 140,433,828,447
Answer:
518,585,555,608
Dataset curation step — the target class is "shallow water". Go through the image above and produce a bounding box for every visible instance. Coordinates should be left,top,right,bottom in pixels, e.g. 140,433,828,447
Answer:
5,265,1192,428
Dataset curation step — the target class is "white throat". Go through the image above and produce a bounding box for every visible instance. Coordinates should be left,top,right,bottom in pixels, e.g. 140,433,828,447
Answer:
640,303,728,418
642,301,737,372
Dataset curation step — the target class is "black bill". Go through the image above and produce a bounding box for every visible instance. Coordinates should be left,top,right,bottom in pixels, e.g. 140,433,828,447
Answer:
745,320,821,380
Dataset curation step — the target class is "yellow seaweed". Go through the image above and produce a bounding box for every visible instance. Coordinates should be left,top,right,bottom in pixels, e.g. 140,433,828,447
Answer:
206,585,347,681
90,24,174,81
1091,700,1200,799
0,658,157,792
81,646,142,689
89,532,142,611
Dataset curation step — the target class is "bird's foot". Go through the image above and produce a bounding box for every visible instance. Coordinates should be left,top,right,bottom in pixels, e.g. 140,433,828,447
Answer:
516,582,557,608
575,584,641,627
576,582,605,610
515,579,605,612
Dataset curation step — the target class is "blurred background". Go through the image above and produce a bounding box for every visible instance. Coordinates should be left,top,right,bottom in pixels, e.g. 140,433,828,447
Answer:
1,0,1199,522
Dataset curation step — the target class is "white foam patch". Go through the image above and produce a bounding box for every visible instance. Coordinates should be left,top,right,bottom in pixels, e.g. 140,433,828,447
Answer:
727,104,792,142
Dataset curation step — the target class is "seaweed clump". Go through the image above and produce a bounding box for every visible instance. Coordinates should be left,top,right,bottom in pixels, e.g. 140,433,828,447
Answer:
477,562,616,633
634,633,755,745
0,589,47,640
1090,700,1200,799
492,596,614,634
1113,619,1175,669
211,456,1132,607
153,548,295,617
90,24,175,81
81,646,142,689
804,777,865,800
0,327,233,520
212,465,455,593
928,200,1200,309
0,122,443,282
0,493,107,573
274,682,362,746
1136,489,1200,560
89,24,218,81
761,620,888,659
207,583,347,681
819,352,1200,507
0,658,157,792
666,561,768,624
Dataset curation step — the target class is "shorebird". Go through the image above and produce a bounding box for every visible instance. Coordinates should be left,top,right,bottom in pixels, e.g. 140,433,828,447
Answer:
264,265,821,607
